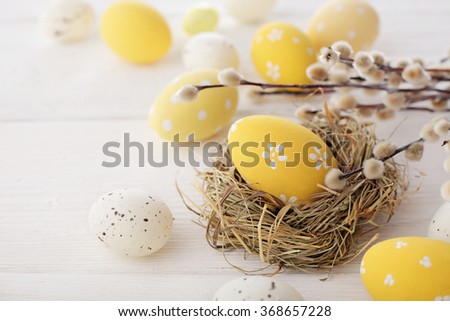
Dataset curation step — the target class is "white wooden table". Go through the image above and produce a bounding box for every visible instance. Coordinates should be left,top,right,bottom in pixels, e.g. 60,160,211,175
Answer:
1,0,449,300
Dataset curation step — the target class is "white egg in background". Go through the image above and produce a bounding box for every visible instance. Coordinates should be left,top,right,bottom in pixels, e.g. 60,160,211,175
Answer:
428,202,450,243
222,0,277,23
182,32,239,70
89,188,173,257
213,276,304,301
40,0,95,43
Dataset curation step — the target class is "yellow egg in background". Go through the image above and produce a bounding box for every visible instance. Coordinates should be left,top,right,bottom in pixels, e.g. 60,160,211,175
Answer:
100,1,171,64
227,115,336,204
251,22,316,85
307,0,379,51
182,5,218,35
149,69,238,142
360,237,450,301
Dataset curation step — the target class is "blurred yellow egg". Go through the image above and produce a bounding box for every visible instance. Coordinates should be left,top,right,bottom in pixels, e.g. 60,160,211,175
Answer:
149,69,238,141
227,115,336,203
183,5,218,35
307,0,379,51
100,1,171,64
361,237,450,300
251,22,316,84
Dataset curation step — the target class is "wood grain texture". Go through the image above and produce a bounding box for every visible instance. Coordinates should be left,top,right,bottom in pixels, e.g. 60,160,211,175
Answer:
0,0,449,300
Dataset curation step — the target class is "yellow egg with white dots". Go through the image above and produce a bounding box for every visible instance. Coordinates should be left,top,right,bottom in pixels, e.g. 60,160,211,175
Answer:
100,1,171,64
227,115,336,203
149,69,238,142
361,237,450,301
251,22,316,85
307,0,379,51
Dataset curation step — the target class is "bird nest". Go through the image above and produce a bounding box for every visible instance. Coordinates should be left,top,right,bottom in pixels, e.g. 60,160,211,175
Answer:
186,113,407,271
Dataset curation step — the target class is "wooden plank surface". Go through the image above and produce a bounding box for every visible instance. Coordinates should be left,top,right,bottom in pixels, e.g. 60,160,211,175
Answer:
0,0,449,300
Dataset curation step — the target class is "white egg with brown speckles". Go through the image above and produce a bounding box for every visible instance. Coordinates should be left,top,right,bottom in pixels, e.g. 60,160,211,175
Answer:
428,202,450,243
182,32,239,70
213,276,304,301
89,188,173,256
40,0,94,43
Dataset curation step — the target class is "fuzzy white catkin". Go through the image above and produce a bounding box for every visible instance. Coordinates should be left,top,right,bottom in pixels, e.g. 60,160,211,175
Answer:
332,62,352,72
405,142,424,161
411,57,425,66
175,85,199,103
363,158,385,179
362,66,385,84
376,109,395,121
331,41,352,59
306,63,329,81
420,123,439,142
431,98,448,110
395,59,409,69
384,93,407,110
431,115,447,124
319,47,340,66
332,93,357,110
373,141,397,159
434,119,450,136
294,106,316,121
387,73,402,88
353,51,374,72
356,107,375,118
324,168,346,191
328,69,350,84
371,51,386,65
441,181,450,201
402,63,431,86
218,68,243,86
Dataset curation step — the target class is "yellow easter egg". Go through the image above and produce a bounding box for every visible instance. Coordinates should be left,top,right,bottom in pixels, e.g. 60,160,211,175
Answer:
361,237,450,300
183,5,218,35
100,1,171,64
149,69,238,142
251,22,316,84
227,115,336,203
307,0,379,51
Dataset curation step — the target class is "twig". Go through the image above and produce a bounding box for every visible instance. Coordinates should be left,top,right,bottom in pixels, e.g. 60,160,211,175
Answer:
339,138,425,179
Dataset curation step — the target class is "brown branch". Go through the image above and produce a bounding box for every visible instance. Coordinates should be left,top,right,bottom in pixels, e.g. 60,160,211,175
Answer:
339,138,425,180
195,80,450,95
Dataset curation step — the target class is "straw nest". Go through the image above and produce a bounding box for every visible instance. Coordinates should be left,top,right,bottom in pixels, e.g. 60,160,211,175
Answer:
187,113,407,271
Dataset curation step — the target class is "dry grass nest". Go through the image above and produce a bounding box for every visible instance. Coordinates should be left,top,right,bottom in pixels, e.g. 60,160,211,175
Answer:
186,113,408,272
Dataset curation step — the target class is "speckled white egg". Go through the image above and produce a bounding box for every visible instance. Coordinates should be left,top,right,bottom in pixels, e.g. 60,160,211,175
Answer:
223,0,277,23
213,276,304,301
428,202,450,243
40,0,94,43
89,188,173,257
182,32,239,70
